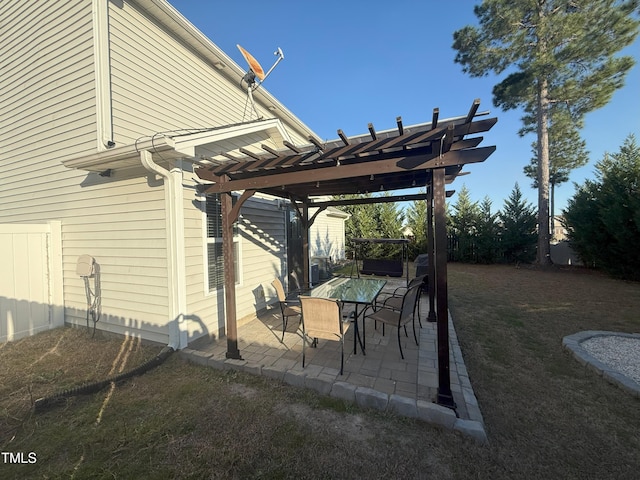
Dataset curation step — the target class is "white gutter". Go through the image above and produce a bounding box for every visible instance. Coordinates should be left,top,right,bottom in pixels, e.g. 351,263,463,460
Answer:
62,136,181,171
139,149,188,350
61,119,288,172
92,0,114,149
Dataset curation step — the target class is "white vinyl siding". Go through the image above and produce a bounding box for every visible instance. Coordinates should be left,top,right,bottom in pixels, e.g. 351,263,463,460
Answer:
184,179,287,338
309,209,347,261
1,0,321,346
235,197,287,318
108,2,311,147
0,0,96,164
109,2,251,143
60,176,170,342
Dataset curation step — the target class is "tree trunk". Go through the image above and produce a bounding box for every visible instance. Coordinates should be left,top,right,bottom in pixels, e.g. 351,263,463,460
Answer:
536,77,552,265
550,180,555,242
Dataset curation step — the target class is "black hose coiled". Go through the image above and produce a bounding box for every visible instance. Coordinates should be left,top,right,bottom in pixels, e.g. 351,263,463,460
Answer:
33,346,175,412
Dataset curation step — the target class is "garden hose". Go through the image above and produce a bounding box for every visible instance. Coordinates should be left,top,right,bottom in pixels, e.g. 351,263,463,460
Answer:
33,346,174,412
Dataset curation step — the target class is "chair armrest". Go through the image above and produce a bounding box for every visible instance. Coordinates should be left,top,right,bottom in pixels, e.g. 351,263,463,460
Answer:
391,286,408,296
363,302,396,318
381,297,402,311
374,292,401,308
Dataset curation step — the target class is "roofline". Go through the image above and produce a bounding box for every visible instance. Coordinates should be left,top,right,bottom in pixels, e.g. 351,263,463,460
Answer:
131,0,319,141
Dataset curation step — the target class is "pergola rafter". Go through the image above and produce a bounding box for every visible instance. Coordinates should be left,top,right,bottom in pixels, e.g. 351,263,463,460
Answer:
194,99,498,411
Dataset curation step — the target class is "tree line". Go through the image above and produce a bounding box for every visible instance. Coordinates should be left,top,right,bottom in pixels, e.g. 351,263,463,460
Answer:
452,0,639,265
335,134,639,281
335,184,538,266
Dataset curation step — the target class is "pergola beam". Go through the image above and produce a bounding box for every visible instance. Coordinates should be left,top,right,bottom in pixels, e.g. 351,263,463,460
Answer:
198,147,495,194
309,191,455,208
198,117,497,180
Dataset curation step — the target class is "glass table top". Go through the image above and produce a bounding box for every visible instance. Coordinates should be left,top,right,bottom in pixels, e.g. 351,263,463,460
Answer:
307,277,387,304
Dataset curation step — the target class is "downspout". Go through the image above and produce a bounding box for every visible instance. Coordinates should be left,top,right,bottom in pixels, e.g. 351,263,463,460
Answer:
92,0,115,150
140,150,188,350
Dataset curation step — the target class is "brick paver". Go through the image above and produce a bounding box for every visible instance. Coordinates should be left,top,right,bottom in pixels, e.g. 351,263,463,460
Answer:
182,278,486,442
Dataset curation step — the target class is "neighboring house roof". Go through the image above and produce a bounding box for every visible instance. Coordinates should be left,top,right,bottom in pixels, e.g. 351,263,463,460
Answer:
402,226,414,237
325,207,350,219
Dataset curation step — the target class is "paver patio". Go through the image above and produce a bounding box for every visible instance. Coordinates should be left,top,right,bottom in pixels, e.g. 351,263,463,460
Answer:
181,277,486,441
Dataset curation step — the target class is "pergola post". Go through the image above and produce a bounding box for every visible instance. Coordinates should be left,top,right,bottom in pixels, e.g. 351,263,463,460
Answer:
220,188,255,360
434,167,456,409
221,191,241,359
301,201,310,289
426,184,436,323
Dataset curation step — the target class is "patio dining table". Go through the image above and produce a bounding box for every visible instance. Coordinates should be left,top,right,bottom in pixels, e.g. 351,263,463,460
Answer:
307,276,387,354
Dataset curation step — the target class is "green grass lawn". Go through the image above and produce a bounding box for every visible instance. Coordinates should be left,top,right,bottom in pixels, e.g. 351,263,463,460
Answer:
1,264,639,479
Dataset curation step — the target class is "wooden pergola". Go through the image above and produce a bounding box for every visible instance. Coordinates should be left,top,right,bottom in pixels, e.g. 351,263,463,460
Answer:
195,99,497,409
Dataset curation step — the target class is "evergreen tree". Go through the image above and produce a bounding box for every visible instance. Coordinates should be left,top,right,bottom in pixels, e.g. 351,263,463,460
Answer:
333,194,378,259
450,185,480,262
499,183,537,264
332,193,404,260
564,135,640,279
476,197,501,263
562,180,603,267
453,0,639,265
405,190,428,259
374,195,405,259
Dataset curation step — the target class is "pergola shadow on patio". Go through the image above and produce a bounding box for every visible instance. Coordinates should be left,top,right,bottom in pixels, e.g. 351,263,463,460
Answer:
194,99,497,413
182,275,486,441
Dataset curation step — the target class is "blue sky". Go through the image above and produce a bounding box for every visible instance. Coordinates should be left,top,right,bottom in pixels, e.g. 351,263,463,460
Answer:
169,0,639,214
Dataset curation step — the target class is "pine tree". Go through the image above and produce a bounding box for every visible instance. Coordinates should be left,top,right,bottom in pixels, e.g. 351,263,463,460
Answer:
562,180,603,267
405,190,428,259
333,194,378,259
476,197,501,263
374,196,405,259
499,183,537,264
523,108,589,229
453,0,639,265
450,185,480,262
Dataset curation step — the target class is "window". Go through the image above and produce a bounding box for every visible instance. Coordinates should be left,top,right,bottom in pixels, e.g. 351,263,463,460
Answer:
205,194,240,292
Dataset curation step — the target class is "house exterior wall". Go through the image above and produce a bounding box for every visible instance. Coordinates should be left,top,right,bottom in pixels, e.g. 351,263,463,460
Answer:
109,1,245,140
108,1,310,144
0,1,97,163
0,1,172,343
1,0,323,345
309,208,347,262
183,169,289,339
104,1,313,341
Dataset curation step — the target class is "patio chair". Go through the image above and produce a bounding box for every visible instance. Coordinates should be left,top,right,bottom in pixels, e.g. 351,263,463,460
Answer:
376,274,427,327
272,278,302,342
363,283,421,359
299,296,350,375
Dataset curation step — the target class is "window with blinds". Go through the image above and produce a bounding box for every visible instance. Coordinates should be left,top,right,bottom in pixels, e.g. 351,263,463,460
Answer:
205,194,239,292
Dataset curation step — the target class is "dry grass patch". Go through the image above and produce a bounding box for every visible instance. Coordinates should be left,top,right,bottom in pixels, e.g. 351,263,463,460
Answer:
448,264,640,479
1,264,639,479
1,328,458,479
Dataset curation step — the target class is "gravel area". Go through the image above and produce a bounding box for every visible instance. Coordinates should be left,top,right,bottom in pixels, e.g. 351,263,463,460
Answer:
581,336,640,385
